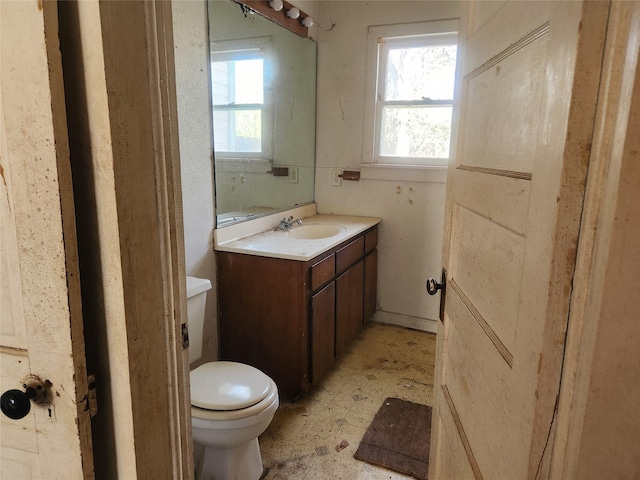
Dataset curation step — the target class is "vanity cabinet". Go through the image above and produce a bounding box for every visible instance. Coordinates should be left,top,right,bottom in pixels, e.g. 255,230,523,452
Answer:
217,225,378,400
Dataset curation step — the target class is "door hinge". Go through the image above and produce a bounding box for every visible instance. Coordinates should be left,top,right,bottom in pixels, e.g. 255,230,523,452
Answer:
181,323,189,350
86,374,98,418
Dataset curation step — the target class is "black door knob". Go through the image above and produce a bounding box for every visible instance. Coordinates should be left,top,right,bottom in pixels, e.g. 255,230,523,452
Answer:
1,388,36,420
1,375,51,420
426,277,443,295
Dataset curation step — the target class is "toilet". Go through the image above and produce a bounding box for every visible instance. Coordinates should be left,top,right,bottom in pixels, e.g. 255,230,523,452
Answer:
186,276,279,480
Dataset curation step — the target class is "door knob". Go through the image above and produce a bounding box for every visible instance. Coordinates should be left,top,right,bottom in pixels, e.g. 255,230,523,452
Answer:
1,389,35,419
426,277,443,295
1,375,51,420
426,268,447,323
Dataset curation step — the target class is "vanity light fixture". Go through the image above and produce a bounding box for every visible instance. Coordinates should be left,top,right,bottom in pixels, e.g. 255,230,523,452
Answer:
269,0,283,12
286,7,300,19
235,0,311,37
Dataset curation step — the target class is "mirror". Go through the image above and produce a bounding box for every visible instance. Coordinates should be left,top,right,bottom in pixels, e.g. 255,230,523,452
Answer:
208,0,317,227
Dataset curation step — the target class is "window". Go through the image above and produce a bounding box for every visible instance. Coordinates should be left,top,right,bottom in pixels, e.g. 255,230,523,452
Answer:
211,38,273,160
362,21,458,177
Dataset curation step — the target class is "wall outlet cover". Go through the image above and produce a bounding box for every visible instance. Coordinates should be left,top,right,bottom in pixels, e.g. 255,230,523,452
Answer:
332,169,342,186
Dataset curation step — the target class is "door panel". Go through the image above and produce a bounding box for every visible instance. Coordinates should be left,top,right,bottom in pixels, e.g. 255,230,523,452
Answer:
431,1,610,478
444,313,517,479
454,170,530,236
444,289,512,396
436,392,477,480
461,32,547,174
467,1,506,38
450,205,524,354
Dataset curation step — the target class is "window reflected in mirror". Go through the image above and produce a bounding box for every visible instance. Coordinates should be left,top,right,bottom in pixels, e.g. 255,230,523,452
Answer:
212,39,272,158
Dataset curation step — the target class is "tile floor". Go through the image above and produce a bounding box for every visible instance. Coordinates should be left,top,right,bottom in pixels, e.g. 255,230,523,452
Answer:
260,322,437,480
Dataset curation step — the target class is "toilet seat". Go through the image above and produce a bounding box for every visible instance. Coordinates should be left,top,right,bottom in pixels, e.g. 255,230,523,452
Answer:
190,361,277,421
191,382,278,422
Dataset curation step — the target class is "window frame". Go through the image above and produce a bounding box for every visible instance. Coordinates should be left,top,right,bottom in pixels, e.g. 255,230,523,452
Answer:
361,20,459,182
211,36,274,163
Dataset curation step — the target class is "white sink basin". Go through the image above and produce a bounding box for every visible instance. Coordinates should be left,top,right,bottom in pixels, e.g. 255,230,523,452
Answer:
288,224,344,240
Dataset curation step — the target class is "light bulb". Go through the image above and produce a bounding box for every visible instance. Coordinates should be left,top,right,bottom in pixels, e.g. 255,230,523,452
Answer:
269,0,283,12
301,16,314,27
286,7,300,19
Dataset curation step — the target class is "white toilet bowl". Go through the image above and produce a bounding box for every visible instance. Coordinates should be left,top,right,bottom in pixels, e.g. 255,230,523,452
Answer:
190,361,279,480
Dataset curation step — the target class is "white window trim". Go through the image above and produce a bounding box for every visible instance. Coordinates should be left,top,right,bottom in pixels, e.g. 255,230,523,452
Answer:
361,19,459,183
211,36,274,163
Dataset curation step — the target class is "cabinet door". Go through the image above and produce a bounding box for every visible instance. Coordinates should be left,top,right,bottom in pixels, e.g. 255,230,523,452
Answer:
311,282,335,385
336,260,364,358
364,250,378,322
217,252,308,400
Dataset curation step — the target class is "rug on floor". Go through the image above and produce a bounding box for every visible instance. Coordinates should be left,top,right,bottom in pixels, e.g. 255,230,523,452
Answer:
354,397,432,480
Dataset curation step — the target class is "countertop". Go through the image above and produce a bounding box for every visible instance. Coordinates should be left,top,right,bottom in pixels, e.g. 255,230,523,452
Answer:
214,214,381,261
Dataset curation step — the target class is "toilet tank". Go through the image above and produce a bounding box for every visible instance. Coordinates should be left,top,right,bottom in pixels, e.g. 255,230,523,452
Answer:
186,276,212,364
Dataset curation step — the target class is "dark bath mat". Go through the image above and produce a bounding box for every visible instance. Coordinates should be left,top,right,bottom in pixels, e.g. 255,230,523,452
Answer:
354,397,432,480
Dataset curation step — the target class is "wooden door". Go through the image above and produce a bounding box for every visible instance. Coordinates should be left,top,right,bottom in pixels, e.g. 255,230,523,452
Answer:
430,1,610,478
0,1,93,477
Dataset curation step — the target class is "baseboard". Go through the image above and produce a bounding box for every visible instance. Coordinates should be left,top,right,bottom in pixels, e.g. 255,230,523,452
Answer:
370,310,439,334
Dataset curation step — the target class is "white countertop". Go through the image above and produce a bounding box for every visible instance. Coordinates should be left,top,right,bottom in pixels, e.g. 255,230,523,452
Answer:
214,214,381,261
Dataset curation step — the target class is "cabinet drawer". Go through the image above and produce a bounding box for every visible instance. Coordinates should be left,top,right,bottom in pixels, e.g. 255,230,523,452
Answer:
336,236,364,274
365,227,378,254
311,253,335,291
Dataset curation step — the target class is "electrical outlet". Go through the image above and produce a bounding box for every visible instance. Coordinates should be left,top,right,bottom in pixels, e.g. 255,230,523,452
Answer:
332,169,342,186
289,167,299,184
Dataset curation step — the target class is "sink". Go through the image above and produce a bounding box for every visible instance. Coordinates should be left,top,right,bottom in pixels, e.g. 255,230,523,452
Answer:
288,224,344,240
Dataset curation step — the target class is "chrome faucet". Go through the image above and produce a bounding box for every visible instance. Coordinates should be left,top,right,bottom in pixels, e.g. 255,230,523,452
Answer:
275,216,303,231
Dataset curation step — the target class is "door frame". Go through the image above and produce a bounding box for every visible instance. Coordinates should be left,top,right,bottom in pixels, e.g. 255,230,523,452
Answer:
57,1,193,477
550,2,640,477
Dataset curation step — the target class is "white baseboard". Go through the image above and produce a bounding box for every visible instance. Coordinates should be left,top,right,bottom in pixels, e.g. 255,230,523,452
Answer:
370,310,439,334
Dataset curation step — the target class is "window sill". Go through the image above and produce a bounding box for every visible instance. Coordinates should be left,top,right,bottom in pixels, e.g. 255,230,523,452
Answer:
360,164,448,183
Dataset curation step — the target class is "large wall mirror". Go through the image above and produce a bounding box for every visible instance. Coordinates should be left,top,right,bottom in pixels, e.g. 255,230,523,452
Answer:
208,0,317,227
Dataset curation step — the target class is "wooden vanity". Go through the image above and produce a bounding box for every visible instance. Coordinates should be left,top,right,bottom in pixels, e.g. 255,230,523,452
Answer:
216,224,378,400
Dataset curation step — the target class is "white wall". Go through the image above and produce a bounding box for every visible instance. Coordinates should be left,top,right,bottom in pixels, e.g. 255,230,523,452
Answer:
314,1,461,332
172,0,218,362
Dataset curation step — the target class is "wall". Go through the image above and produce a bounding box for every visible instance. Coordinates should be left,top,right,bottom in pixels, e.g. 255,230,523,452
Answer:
314,1,461,332
172,1,218,363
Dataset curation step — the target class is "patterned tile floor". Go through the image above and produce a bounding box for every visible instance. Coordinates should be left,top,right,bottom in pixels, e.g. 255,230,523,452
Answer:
260,322,437,480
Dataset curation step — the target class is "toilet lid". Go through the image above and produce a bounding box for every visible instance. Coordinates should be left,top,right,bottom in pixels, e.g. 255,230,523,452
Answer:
190,362,271,411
